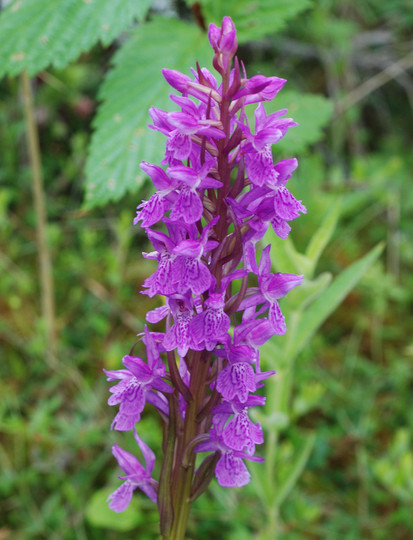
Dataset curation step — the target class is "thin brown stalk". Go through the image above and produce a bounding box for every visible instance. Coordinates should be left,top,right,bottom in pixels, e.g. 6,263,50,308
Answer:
21,70,57,358
335,49,413,115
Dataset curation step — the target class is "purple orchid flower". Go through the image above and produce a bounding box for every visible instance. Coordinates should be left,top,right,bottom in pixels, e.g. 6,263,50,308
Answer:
240,243,303,334
106,17,307,530
163,293,202,357
107,429,158,511
104,327,172,430
194,425,264,488
237,103,297,187
213,395,266,454
190,292,231,351
167,161,222,223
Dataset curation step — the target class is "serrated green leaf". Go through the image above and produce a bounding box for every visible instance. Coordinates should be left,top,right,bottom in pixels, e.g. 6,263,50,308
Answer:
85,487,142,531
84,18,212,208
0,0,152,78
198,0,312,43
287,242,384,361
266,91,333,154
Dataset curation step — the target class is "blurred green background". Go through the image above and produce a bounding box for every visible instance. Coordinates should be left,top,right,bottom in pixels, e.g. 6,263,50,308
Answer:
0,0,412,539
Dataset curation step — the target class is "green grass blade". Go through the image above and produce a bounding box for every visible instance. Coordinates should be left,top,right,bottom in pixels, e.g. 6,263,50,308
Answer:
274,432,316,507
305,197,342,278
288,242,385,360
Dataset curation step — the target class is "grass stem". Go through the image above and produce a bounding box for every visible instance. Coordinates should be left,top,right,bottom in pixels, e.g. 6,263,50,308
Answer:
21,70,57,358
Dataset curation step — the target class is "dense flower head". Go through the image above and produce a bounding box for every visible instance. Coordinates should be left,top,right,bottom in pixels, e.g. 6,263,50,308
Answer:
106,16,306,515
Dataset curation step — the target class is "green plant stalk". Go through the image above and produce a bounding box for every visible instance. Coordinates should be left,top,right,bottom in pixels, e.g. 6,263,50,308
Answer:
162,351,211,540
21,70,57,357
169,403,198,540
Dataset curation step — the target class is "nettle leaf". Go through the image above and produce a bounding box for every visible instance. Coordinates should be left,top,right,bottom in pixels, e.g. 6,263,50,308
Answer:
267,90,333,154
84,18,212,209
0,0,152,77
195,0,312,43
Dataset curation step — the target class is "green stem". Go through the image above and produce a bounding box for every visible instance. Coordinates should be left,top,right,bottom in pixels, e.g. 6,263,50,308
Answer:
21,70,57,358
159,396,177,538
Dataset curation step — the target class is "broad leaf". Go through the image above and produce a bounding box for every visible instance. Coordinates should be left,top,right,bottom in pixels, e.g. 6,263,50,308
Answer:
84,18,212,208
0,0,152,77
195,0,312,43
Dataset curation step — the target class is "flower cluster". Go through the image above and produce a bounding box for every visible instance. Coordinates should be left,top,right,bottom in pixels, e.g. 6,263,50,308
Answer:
105,16,306,517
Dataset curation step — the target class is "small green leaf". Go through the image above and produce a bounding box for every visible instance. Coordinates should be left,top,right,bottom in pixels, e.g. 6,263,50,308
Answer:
85,487,142,531
0,0,152,77
287,242,384,361
84,18,212,208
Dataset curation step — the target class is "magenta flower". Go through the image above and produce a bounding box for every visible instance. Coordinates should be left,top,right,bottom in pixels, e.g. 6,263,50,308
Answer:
105,17,307,536
208,16,238,72
163,294,202,357
104,327,172,430
168,161,222,223
238,103,297,187
190,292,231,351
213,395,266,454
194,425,264,487
233,74,287,104
240,243,303,334
107,429,158,511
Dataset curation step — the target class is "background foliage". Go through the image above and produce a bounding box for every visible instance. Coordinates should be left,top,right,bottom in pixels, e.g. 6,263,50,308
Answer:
0,0,412,539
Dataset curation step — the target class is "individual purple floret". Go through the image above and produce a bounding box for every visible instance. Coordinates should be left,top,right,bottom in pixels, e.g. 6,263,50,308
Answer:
238,103,297,187
107,429,158,511
163,294,201,357
105,15,307,538
104,327,172,430
213,395,265,454
217,360,275,403
190,292,231,351
241,243,303,334
194,425,264,487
